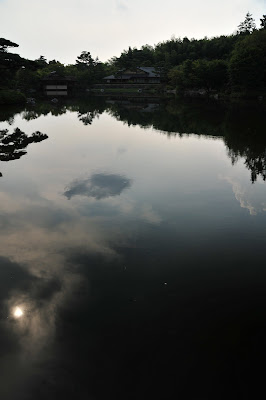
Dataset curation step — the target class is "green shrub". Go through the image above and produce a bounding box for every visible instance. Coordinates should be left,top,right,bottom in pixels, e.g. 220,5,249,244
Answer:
0,89,26,105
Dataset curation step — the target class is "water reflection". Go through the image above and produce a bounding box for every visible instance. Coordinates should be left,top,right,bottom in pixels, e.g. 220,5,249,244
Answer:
105,98,266,183
0,97,266,399
64,173,132,200
226,135,266,183
0,128,48,162
1,96,265,184
13,306,23,318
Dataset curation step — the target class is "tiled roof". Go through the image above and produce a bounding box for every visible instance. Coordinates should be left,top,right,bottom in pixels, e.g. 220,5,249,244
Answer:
103,75,115,79
138,67,159,77
103,67,160,80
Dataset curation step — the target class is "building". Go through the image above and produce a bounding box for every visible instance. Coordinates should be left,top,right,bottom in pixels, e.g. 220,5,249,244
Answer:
42,72,76,96
103,67,161,84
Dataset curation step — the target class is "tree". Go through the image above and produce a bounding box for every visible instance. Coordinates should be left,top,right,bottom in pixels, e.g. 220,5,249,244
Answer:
74,51,107,85
76,51,95,67
260,15,266,29
35,55,47,68
229,30,266,93
16,68,39,92
0,38,19,52
35,60,65,79
237,12,256,34
168,59,228,92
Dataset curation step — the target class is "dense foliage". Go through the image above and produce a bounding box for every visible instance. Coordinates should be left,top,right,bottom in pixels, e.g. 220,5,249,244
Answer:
0,12,265,101
108,12,266,96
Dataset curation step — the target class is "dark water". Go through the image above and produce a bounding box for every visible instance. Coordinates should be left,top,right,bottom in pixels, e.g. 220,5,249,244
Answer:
0,97,266,399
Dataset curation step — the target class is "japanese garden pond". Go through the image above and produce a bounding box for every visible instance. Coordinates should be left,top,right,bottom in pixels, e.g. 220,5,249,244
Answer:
0,96,266,399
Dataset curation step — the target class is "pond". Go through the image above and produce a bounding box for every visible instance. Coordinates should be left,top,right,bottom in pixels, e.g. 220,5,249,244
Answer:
0,96,266,399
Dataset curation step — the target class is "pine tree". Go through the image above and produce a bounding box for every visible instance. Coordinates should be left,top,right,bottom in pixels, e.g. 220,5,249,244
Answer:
260,15,266,29
237,12,256,34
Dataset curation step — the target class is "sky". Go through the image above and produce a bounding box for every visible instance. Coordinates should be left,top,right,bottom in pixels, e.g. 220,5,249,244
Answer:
0,0,265,64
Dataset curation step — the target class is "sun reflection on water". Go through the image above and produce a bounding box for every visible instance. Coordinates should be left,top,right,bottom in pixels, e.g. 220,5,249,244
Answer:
13,307,24,318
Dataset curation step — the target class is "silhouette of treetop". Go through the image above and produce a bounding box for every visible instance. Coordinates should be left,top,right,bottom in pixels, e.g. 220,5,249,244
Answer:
0,128,48,162
0,38,19,52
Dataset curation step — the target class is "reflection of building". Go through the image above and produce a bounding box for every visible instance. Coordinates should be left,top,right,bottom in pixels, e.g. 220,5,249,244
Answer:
103,67,160,84
106,99,160,112
42,73,76,96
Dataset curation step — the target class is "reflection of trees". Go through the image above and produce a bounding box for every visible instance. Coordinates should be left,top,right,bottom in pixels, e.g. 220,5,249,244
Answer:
23,104,67,119
21,110,39,121
5,97,107,125
0,128,48,163
107,98,266,183
78,110,98,125
73,97,106,125
229,146,266,183
107,97,226,137
1,96,266,183
0,105,22,125
224,105,266,183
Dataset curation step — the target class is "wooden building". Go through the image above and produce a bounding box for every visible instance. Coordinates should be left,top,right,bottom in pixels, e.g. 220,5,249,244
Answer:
103,67,161,84
42,73,76,96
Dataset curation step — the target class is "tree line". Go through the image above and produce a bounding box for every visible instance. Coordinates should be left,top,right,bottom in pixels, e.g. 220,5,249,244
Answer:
0,12,266,102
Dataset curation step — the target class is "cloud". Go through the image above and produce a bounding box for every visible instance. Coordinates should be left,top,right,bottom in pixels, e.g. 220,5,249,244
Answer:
0,171,136,399
0,166,164,398
0,200,116,399
0,254,64,400
64,173,132,200
0,256,35,303
115,0,128,11
1,0,264,64
117,146,127,155
140,204,162,224
221,175,266,216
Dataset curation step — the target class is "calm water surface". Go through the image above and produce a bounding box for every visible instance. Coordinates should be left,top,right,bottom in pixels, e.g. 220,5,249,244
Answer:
0,97,266,399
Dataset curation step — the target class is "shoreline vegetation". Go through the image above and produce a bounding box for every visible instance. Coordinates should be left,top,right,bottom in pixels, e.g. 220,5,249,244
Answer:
0,89,26,105
0,12,266,104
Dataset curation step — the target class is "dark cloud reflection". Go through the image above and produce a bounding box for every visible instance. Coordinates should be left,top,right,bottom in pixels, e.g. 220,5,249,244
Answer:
64,173,132,200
